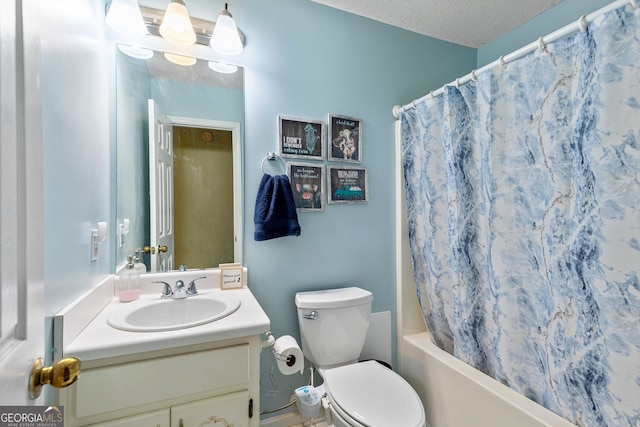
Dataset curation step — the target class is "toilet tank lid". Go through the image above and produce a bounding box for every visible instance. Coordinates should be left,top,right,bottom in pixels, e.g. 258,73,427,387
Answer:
295,287,373,309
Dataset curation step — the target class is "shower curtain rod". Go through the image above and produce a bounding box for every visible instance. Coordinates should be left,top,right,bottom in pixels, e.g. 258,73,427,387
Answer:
393,0,635,118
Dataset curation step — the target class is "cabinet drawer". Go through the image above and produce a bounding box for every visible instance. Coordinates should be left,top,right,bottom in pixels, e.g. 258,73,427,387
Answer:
75,344,249,418
87,408,169,427
172,391,250,427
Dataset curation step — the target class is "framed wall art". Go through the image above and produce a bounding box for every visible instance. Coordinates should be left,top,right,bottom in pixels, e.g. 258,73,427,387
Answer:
328,114,362,163
278,115,325,160
288,162,325,212
328,165,368,204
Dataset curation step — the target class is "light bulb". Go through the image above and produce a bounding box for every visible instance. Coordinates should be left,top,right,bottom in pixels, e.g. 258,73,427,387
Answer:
210,4,243,55
159,0,197,45
164,52,197,66
106,0,147,35
208,61,238,74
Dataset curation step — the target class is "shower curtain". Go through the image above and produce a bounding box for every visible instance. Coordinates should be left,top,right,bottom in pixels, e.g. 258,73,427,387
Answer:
400,4,640,426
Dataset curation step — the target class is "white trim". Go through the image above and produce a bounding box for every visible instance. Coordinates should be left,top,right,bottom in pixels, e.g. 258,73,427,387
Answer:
260,411,327,427
166,116,243,265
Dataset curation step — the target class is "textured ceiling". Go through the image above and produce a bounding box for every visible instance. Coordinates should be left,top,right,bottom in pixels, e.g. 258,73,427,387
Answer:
310,0,563,48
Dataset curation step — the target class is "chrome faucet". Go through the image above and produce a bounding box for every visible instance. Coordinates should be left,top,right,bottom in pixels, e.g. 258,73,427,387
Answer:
153,276,206,299
187,276,206,296
154,280,174,298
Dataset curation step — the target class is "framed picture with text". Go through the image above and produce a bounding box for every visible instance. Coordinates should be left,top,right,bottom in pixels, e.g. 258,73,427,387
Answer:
288,162,325,212
328,114,362,163
328,165,368,204
278,116,325,160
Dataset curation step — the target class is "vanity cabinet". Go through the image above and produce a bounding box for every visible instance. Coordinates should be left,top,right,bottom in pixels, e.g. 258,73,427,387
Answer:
88,409,169,427
87,392,249,427
62,336,261,427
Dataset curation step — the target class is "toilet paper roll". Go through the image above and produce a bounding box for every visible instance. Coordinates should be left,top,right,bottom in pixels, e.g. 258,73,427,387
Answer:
273,335,304,375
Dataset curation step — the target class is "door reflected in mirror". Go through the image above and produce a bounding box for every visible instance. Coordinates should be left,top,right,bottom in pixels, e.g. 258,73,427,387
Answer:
116,49,244,272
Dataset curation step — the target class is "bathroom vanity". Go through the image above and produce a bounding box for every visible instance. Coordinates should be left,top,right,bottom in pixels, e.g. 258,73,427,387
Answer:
54,270,269,427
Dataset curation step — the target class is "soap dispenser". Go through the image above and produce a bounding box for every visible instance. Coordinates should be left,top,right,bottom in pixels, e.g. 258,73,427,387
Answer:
133,251,147,275
119,255,140,302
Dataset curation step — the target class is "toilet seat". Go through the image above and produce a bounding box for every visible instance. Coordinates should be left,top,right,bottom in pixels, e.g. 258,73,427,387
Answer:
323,360,425,427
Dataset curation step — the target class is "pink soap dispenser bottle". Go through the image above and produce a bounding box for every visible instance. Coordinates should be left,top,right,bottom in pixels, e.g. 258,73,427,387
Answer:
119,255,140,302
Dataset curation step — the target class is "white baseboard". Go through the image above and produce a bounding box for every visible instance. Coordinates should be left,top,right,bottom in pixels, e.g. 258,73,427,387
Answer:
260,412,327,427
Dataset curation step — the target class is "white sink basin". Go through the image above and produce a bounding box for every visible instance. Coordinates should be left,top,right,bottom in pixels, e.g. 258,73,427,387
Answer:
107,292,241,332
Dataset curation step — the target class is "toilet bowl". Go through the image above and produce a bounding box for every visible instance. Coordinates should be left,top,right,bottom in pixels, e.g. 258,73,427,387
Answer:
323,360,425,427
295,287,426,427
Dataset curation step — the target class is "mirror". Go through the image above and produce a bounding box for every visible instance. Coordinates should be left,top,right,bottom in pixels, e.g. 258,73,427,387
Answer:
115,48,244,272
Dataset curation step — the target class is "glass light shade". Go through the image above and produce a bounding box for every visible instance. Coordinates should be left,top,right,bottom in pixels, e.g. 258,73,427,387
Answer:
117,44,154,59
159,0,197,45
164,52,197,66
210,10,243,55
106,0,147,35
208,61,238,74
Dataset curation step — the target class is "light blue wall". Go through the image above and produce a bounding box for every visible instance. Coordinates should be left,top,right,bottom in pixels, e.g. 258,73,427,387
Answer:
116,54,151,263
478,0,615,67
226,0,475,412
38,0,619,415
41,0,113,355
40,0,475,412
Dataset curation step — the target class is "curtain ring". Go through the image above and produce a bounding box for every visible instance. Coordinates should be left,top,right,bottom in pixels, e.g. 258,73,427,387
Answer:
537,36,547,52
499,55,507,68
455,78,461,88
470,69,478,82
430,90,435,99
412,100,418,108
578,15,588,32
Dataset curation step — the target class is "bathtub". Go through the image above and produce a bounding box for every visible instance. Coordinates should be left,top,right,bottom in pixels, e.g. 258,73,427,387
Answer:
399,332,576,427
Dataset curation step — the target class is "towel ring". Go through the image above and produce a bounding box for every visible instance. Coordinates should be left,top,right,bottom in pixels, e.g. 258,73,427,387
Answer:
261,152,287,175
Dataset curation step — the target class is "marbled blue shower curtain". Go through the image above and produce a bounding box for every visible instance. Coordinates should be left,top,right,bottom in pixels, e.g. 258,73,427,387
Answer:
401,5,640,426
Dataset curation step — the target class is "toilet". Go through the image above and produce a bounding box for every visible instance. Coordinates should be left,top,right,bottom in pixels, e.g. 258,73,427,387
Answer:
295,287,426,427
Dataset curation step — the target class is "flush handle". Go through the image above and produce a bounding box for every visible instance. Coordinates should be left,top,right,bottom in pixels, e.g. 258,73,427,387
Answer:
302,311,318,320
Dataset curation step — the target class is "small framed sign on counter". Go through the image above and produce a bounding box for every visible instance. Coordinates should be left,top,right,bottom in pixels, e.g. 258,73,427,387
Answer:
219,263,246,290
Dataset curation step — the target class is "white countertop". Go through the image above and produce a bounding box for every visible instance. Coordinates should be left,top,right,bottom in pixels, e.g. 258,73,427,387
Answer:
64,286,270,362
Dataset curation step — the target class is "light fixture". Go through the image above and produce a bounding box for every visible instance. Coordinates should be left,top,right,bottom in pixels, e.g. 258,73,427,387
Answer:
164,52,197,66
117,43,154,59
159,0,197,45
210,3,243,55
208,61,238,74
106,0,147,34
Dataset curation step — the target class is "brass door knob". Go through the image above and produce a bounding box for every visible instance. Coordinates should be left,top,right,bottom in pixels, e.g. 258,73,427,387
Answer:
143,245,168,254
29,357,81,398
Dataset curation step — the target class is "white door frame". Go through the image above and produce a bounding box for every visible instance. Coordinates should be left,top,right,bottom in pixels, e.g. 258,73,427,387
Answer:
0,0,45,405
166,116,243,265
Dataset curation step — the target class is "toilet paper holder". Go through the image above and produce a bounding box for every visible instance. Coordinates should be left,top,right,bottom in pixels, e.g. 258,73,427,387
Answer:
263,331,298,368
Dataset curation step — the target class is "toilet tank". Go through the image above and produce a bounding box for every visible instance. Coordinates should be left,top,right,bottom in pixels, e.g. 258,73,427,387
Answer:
295,287,373,369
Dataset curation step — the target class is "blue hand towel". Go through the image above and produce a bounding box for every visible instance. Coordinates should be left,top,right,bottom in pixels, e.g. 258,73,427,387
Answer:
254,174,301,241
